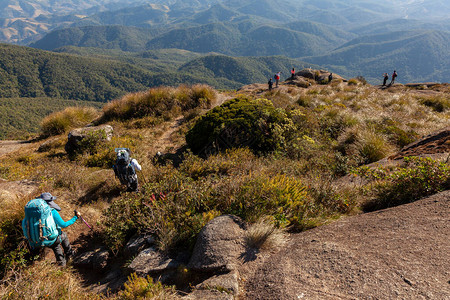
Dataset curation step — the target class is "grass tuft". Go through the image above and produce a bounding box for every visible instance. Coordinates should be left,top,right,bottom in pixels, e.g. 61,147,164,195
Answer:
245,217,288,251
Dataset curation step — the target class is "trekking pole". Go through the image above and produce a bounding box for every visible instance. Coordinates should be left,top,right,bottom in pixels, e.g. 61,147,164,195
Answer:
75,210,92,230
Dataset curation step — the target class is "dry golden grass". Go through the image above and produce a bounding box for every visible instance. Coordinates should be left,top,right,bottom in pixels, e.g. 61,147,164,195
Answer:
245,217,288,251
0,261,103,300
41,107,100,137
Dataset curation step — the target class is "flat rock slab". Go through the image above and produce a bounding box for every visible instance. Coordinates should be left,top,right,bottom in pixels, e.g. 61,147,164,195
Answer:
128,247,180,276
243,191,450,300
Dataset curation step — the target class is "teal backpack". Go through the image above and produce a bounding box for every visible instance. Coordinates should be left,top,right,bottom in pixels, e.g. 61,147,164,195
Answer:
22,198,59,248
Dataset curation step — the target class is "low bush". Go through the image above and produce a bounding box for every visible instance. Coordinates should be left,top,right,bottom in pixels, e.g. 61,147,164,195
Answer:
73,135,136,168
118,273,178,300
358,156,450,211
186,96,294,155
40,107,99,137
102,149,354,254
347,78,359,86
418,95,450,112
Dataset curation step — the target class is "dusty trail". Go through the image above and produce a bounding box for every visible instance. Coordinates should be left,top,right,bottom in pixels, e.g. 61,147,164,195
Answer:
0,140,26,158
151,92,232,154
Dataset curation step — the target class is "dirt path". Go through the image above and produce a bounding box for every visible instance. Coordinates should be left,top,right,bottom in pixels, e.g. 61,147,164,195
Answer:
242,191,450,300
151,92,232,154
0,140,26,158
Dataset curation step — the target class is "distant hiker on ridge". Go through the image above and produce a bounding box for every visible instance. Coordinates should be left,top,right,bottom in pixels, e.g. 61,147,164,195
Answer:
268,78,273,91
390,70,398,85
328,73,333,83
383,73,389,86
291,68,295,79
22,192,80,267
113,148,142,192
274,72,282,87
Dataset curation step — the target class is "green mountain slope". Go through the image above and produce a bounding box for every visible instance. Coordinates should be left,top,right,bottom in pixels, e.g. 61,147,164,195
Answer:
0,43,158,101
0,43,309,103
302,30,450,83
178,55,310,84
30,25,157,52
0,97,103,139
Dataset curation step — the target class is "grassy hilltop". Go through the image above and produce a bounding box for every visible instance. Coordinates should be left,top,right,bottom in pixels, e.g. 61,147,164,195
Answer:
0,77,448,299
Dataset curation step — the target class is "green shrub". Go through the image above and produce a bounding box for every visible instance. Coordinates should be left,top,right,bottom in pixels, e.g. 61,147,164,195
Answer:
0,219,30,279
418,95,450,112
356,76,367,85
358,157,450,211
186,96,293,155
118,273,178,300
347,78,359,86
71,135,135,168
40,107,99,136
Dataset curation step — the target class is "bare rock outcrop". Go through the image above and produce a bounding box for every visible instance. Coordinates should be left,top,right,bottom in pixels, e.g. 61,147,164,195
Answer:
243,191,450,299
389,126,450,160
188,215,246,272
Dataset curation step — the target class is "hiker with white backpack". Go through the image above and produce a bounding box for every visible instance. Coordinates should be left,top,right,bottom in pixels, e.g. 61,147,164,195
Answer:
22,192,80,267
113,148,142,192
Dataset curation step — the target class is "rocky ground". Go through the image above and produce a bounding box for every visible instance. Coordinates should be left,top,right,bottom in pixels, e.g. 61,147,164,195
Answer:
241,190,450,300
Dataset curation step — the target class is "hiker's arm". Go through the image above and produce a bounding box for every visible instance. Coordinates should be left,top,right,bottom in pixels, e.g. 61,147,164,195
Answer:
52,210,78,228
131,159,142,171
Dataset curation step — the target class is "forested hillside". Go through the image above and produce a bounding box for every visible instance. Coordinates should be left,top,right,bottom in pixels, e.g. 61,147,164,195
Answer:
0,98,102,139
0,44,308,103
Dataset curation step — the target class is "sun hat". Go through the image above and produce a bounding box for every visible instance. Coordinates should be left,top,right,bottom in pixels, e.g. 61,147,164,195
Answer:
40,192,61,211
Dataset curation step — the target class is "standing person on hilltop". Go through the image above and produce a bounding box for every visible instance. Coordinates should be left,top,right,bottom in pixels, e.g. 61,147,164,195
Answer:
22,192,80,267
390,70,398,85
383,73,389,86
274,72,282,87
328,73,333,84
291,68,295,79
268,78,273,91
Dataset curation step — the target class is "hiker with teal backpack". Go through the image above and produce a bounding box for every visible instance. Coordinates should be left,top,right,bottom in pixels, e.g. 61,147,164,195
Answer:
113,148,142,192
22,192,80,266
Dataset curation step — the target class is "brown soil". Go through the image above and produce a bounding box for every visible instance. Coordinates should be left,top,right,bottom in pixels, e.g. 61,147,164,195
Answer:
241,190,450,300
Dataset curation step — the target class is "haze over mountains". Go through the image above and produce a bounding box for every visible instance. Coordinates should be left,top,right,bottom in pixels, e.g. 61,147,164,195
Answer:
0,0,449,84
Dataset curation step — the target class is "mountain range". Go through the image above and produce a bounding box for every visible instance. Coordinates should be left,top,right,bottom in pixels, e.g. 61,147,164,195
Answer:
0,0,449,85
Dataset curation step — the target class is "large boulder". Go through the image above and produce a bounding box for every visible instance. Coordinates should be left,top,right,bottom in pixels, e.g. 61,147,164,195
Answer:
65,124,113,155
188,215,246,272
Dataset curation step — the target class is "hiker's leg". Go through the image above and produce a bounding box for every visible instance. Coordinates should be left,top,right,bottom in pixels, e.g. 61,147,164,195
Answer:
130,176,138,192
50,236,66,266
59,231,74,258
